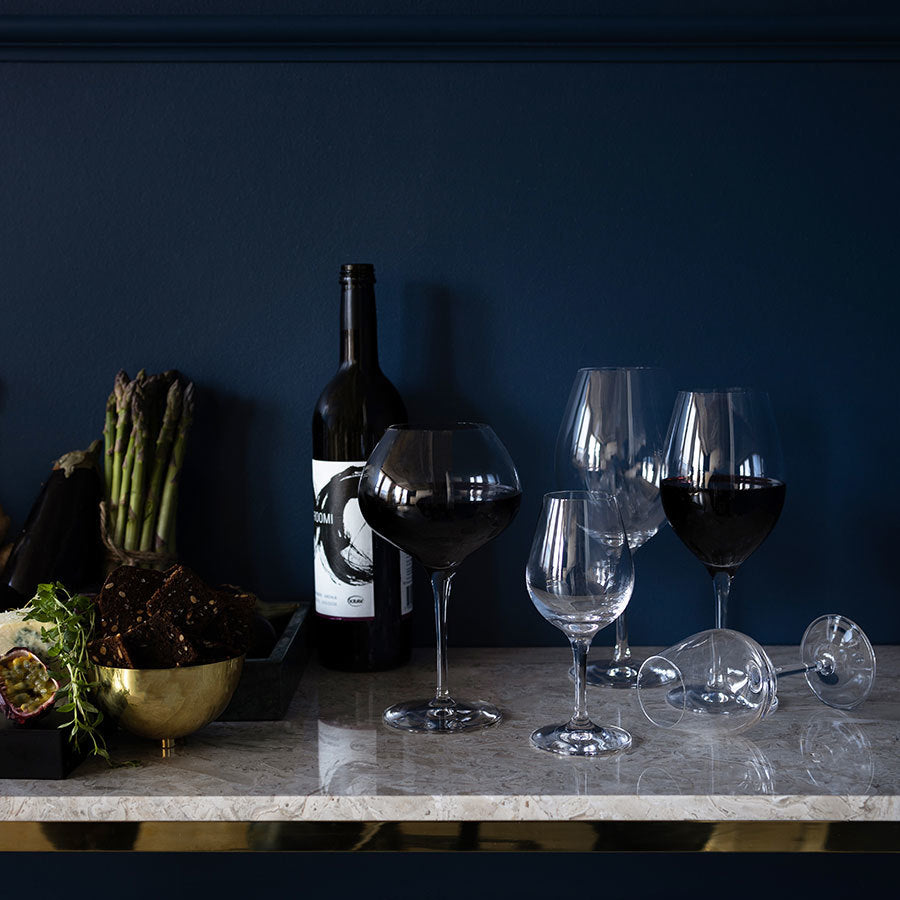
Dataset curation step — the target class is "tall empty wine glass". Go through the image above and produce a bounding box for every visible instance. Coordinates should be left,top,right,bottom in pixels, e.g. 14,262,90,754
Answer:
526,491,635,755
662,388,786,632
358,423,521,733
556,367,672,686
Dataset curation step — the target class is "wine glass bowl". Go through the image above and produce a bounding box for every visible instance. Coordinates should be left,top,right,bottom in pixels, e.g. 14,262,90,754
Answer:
358,423,521,733
662,388,786,631
526,491,635,755
637,630,777,736
555,367,672,687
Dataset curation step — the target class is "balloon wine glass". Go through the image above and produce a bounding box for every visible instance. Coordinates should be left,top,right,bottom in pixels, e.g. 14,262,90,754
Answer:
358,423,521,733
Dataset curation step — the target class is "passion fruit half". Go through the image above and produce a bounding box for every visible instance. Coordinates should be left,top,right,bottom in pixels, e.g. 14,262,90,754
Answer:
0,647,59,723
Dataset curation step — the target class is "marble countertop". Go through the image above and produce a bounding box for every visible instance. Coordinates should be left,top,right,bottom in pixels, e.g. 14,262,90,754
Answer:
0,646,897,823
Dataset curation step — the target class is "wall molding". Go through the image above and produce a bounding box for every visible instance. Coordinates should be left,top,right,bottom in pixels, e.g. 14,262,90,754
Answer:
1,14,899,62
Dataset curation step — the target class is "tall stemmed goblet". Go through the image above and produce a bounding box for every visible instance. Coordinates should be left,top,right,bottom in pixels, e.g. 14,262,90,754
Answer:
358,423,521,733
555,367,672,686
661,389,785,714
637,614,876,736
526,491,635,755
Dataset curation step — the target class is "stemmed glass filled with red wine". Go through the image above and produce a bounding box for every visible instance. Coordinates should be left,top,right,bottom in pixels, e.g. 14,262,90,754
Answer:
661,389,786,713
358,423,521,733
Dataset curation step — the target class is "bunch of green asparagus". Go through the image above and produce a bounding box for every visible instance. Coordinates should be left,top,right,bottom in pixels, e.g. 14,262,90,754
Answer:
101,370,195,556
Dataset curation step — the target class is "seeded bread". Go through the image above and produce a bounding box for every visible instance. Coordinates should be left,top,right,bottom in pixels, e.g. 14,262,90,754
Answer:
121,618,199,667
97,566,165,635
88,632,136,667
147,565,223,633
91,564,257,668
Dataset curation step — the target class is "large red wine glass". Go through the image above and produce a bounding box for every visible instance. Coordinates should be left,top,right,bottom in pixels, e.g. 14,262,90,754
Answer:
661,388,786,714
555,367,672,687
358,423,521,733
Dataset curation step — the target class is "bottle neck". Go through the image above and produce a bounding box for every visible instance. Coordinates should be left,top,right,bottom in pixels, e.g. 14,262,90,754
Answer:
340,281,379,369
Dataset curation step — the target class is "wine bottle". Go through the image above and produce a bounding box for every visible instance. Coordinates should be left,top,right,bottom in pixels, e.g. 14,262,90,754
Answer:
312,263,413,670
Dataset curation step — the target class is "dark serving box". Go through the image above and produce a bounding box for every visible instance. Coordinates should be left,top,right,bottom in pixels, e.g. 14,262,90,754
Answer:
0,709,86,780
218,601,311,721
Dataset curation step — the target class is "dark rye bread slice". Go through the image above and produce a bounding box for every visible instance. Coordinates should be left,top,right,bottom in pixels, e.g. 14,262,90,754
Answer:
97,566,165,635
88,633,136,668
147,565,223,634
119,618,199,668
218,584,258,610
197,603,254,662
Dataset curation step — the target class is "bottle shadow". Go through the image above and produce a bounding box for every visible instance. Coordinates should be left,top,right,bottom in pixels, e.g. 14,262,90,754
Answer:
178,385,291,597
400,282,544,648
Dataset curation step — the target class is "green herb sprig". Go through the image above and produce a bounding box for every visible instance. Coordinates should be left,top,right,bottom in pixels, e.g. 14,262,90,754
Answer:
24,582,114,764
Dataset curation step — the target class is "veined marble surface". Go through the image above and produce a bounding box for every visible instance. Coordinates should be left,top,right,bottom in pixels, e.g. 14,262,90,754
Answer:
0,646,897,822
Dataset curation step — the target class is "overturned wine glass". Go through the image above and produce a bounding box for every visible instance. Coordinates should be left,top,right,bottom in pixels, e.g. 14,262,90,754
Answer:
636,614,875,737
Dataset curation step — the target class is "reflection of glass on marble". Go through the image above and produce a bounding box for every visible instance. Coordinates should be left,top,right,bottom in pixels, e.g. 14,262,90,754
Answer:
637,739,775,796
636,765,682,795
800,712,874,795
317,718,378,794
317,687,380,794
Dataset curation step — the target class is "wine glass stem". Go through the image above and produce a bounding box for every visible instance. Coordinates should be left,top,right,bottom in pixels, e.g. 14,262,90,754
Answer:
612,613,631,663
569,637,593,730
431,569,455,704
713,571,732,629
775,662,819,680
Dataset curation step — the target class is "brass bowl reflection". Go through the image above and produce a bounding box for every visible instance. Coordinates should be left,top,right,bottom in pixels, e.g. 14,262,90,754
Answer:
93,656,244,748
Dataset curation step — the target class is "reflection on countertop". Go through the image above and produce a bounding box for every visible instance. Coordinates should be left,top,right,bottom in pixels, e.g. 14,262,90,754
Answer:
0,646,896,823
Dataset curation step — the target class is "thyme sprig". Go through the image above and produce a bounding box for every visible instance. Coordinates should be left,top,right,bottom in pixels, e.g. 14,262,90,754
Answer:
24,582,118,765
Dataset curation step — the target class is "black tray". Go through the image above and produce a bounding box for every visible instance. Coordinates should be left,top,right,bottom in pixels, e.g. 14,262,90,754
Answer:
218,601,310,721
0,709,86,779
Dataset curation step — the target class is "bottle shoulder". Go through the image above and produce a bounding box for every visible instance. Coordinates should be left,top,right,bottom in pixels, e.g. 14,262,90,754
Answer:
314,366,405,415
312,365,407,459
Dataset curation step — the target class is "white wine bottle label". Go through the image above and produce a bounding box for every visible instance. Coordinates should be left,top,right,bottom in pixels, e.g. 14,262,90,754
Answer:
313,458,375,619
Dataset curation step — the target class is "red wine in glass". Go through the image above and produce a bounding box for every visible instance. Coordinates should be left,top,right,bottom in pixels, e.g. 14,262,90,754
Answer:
361,482,521,572
660,474,785,577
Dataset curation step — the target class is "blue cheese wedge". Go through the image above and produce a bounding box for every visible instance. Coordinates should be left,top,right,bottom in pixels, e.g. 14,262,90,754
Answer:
0,609,52,660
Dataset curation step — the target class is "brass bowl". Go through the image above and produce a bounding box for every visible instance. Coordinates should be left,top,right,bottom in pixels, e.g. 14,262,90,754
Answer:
93,656,244,752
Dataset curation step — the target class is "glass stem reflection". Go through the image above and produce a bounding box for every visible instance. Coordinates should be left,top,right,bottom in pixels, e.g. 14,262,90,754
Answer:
431,569,455,707
713,571,732,629
569,637,593,730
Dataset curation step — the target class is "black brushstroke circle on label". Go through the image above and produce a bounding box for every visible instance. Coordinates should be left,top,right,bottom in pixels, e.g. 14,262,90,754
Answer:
314,465,373,586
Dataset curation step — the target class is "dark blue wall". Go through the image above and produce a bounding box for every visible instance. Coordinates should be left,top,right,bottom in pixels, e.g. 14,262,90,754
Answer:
1,22,898,648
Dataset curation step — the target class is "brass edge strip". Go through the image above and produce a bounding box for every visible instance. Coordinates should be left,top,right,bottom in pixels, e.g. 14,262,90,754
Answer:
1,821,897,852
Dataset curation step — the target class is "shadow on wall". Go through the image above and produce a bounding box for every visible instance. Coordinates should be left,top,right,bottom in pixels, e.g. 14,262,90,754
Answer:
178,384,290,597
399,282,541,647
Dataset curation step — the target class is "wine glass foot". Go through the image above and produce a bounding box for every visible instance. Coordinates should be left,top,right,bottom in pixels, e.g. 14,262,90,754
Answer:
582,658,644,688
383,698,502,733
530,722,632,756
801,614,876,710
